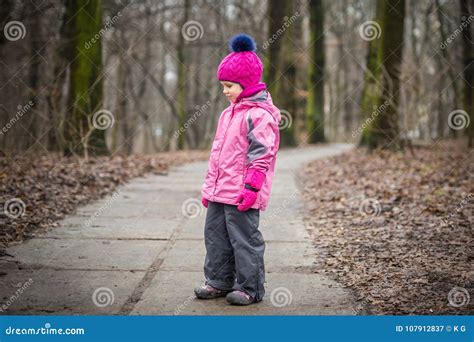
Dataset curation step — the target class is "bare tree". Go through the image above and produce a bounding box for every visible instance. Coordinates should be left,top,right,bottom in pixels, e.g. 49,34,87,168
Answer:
63,0,108,156
306,0,325,143
361,0,406,150
460,0,473,147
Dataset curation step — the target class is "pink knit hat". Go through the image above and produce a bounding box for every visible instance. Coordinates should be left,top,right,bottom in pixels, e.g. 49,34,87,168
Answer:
217,34,266,100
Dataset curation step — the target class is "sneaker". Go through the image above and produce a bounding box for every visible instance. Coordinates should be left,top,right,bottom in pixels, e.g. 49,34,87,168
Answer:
194,282,230,299
226,290,260,305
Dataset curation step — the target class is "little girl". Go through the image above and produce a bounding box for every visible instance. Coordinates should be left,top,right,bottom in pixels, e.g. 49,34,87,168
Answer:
194,34,281,305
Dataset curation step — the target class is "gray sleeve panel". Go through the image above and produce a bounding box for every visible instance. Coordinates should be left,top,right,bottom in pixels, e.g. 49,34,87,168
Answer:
246,113,268,163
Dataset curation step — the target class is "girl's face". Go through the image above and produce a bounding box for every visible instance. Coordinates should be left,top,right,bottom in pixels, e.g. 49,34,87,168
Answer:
220,81,243,103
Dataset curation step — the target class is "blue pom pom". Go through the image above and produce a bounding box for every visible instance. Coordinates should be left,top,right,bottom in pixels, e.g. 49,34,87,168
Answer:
229,34,256,52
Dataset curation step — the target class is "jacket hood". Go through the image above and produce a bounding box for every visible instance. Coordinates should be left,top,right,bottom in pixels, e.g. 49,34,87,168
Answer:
238,90,281,125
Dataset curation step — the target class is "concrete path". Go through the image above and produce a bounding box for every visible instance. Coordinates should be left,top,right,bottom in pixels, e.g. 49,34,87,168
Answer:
0,144,356,315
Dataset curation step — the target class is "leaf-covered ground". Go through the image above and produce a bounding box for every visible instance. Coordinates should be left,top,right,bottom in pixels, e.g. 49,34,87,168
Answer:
301,141,473,315
0,151,209,250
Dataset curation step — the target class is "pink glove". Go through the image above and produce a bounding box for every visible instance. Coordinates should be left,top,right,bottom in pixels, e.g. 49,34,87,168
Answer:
201,197,209,208
236,169,266,211
236,188,258,211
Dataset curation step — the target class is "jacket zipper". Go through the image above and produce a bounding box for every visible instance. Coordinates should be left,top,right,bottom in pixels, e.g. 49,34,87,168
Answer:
212,103,237,198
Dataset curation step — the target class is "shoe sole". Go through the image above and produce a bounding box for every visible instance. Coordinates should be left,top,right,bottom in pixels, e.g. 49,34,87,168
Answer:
226,295,262,306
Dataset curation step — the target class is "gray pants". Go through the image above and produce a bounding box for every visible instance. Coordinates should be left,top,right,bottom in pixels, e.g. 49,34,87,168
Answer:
203,201,265,300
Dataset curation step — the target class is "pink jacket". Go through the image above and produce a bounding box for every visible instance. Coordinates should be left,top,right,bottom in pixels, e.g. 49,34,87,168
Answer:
201,90,281,211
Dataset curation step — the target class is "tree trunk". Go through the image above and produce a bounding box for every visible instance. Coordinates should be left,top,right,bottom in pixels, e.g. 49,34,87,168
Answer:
359,0,384,146
46,0,69,152
306,0,325,143
279,0,298,146
63,0,108,156
176,0,190,150
264,0,298,146
342,48,352,138
437,0,461,113
26,10,41,150
460,0,473,147
111,53,125,153
264,0,286,94
361,0,406,150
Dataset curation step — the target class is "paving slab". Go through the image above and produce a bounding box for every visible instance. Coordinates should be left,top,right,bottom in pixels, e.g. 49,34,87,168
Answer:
132,270,355,315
